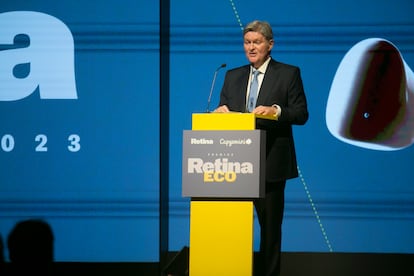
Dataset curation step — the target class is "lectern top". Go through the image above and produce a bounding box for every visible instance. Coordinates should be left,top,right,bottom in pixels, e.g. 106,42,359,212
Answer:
192,112,276,131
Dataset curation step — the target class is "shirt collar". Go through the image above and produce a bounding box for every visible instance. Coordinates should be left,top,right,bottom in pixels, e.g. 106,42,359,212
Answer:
250,56,271,75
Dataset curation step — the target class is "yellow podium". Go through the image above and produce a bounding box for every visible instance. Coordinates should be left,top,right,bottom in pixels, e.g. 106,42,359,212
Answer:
183,113,272,276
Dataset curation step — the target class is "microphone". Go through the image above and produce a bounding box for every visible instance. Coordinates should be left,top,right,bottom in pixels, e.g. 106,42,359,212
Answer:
206,63,227,112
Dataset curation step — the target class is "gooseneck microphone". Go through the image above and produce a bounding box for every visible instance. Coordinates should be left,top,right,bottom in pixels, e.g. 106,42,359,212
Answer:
206,63,227,112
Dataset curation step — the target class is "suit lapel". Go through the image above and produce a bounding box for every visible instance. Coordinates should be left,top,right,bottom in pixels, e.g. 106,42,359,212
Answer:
234,66,250,111
257,60,278,106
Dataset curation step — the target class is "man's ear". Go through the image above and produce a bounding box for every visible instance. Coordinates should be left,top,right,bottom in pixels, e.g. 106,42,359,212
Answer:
268,39,275,51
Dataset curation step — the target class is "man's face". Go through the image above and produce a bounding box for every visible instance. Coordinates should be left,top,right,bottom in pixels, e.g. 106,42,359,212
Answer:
243,31,274,68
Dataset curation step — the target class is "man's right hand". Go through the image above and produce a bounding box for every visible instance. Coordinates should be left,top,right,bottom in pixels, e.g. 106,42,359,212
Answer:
214,105,230,113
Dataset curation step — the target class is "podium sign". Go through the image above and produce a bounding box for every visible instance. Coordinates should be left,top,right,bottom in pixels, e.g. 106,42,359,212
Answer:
184,113,272,276
182,129,265,198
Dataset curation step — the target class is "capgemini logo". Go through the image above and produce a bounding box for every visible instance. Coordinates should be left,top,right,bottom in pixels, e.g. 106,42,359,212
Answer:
0,11,77,101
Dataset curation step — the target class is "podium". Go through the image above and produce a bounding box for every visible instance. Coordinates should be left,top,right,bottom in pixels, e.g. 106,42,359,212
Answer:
182,113,274,276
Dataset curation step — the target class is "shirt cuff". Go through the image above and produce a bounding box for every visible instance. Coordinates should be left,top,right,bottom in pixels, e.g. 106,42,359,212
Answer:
272,104,281,120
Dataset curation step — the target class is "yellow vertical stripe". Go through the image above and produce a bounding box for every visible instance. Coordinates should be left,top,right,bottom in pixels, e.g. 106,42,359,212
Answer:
189,201,254,276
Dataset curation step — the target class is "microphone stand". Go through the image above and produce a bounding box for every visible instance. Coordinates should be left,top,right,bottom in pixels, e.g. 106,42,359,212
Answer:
206,64,226,113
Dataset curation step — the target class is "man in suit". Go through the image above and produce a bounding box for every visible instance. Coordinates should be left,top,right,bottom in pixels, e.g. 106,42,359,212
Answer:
214,20,309,276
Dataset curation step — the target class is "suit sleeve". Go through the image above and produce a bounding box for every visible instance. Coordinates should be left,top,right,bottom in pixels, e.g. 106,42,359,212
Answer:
218,67,249,112
278,67,309,125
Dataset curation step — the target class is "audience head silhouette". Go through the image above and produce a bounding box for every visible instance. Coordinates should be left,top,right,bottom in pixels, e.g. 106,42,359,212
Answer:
7,219,54,274
0,233,4,272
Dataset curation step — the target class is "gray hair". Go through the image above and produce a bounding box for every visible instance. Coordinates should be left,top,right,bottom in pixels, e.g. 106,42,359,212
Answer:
243,20,274,41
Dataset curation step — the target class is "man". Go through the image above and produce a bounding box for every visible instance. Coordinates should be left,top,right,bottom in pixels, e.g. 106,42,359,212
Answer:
214,20,308,276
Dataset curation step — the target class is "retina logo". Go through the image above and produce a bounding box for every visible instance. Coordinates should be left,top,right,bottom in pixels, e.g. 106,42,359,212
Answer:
187,157,253,183
0,11,77,101
191,138,214,145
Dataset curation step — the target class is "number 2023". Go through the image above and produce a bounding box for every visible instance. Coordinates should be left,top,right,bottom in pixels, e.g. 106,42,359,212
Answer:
1,134,80,152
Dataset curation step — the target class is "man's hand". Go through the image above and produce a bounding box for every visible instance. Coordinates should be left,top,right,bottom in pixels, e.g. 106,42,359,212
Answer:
214,105,230,113
253,105,280,117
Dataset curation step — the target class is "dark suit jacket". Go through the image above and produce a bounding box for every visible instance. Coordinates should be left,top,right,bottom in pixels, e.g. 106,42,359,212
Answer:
218,59,309,182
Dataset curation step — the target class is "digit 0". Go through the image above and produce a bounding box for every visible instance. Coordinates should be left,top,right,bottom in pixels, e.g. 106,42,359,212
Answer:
1,134,15,152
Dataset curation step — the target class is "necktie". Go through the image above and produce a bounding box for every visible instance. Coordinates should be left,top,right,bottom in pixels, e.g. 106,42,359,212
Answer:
248,70,260,112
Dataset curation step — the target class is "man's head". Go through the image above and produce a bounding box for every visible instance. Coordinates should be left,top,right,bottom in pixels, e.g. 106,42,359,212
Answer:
243,20,274,68
7,219,54,263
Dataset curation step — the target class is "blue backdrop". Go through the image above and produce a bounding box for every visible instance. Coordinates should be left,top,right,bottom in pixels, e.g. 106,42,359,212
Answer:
168,0,414,254
0,0,160,261
0,0,413,263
